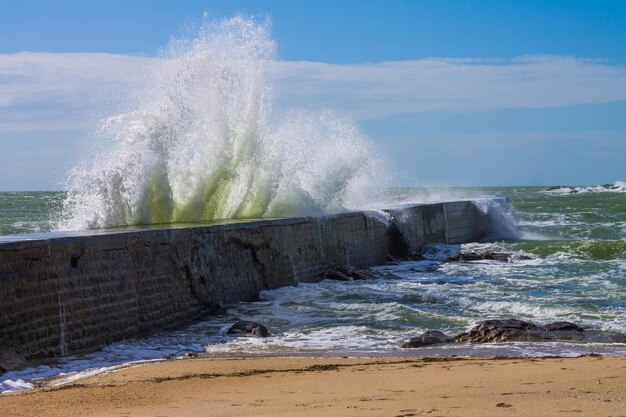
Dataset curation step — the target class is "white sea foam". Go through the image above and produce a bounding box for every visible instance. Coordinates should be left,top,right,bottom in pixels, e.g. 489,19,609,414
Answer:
543,181,626,195
0,379,33,393
520,231,555,241
57,16,386,230
473,198,521,240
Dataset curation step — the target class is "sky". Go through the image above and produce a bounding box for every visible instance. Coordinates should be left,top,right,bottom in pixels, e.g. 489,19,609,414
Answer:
1,0,625,190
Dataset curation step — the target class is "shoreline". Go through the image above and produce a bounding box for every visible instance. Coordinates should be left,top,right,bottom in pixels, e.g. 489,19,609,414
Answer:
3,339,626,395
0,337,626,396
2,354,624,416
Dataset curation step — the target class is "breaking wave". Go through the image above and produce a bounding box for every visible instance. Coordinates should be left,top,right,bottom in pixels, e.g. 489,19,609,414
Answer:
543,181,626,195
57,16,386,230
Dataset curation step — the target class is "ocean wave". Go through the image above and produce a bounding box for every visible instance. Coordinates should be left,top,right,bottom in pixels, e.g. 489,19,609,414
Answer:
56,17,386,230
543,181,626,195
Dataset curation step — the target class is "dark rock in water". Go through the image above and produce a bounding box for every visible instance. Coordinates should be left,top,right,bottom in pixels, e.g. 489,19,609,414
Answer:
325,266,378,281
386,255,404,264
453,319,538,343
325,269,352,281
545,185,580,194
404,320,626,347
445,252,530,263
402,330,452,348
445,252,502,262
452,319,585,343
226,320,270,337
409,251,425,261
349,268,379,280
542,321,584,332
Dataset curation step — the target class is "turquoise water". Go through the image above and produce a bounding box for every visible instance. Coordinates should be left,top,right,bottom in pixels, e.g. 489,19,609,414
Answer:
198,185,626,353
1,185,625,391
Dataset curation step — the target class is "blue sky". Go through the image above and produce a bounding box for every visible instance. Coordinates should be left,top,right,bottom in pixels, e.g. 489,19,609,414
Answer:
1,0,625,189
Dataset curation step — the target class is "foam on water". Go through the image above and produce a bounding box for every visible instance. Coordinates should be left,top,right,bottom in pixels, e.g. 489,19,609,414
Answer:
56,17,386,230
543,181,626,195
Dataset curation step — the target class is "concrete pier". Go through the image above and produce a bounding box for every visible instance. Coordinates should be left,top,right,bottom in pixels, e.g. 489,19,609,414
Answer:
0,198,515,371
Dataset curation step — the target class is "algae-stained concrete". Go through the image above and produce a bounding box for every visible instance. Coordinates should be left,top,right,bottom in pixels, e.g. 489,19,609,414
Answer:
0,199,513,370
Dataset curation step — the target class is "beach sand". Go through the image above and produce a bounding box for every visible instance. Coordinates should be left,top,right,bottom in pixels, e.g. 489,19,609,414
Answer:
1,355,624,416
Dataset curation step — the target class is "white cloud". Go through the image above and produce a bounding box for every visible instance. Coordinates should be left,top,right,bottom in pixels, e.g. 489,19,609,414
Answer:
0,52,154,131
1,52,626,132
271,56,626,118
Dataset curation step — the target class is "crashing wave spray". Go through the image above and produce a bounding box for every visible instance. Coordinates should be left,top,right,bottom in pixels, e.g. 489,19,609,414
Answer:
58,17,386,230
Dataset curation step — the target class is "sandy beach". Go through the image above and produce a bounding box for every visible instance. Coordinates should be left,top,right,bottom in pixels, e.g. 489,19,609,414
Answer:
1,355,624,416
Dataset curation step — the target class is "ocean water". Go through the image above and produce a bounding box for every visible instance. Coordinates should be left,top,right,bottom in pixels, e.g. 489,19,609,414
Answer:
0,192,64,236
1,184,625,392
1,17,625,392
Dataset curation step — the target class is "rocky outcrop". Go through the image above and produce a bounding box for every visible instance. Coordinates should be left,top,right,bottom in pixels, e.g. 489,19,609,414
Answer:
401,320,626,348
452,320,584,343
401,331,451,348
324,266,379,281
226,321,270,337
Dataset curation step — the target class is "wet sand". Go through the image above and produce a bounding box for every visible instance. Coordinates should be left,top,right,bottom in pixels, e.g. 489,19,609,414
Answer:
1,355,625,416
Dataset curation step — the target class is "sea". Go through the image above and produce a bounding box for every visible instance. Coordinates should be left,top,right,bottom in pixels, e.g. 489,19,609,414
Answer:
1,17,624,393
1,184,625,392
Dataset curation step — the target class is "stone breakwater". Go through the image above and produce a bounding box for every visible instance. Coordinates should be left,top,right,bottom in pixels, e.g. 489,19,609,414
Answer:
0,199,512,372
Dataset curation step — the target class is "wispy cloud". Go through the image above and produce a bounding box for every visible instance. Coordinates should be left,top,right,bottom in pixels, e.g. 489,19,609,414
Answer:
272,56,626,118
0,52,153,131
1,52,626,131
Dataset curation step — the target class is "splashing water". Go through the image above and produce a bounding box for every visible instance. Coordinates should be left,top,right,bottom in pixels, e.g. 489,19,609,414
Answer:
57,17,386,230
542,181,626,195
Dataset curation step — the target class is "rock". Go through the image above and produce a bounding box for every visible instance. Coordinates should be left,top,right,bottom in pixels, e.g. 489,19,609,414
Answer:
542,321,584,332
404,320,626,346
453,319,538,343
386,255,404,264
452,320,585,343
409,251,425,261
349,268,379,280
402,330,452,348
325,266,378,281
324,269,352,281
445,252,507,262
226,320,270,337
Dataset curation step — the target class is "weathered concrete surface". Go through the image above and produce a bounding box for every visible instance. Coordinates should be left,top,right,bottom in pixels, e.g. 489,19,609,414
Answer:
385,198,517,255
0,198,515,370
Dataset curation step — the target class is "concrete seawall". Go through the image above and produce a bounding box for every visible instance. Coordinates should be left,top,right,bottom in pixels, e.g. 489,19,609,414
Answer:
0,198,514,371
